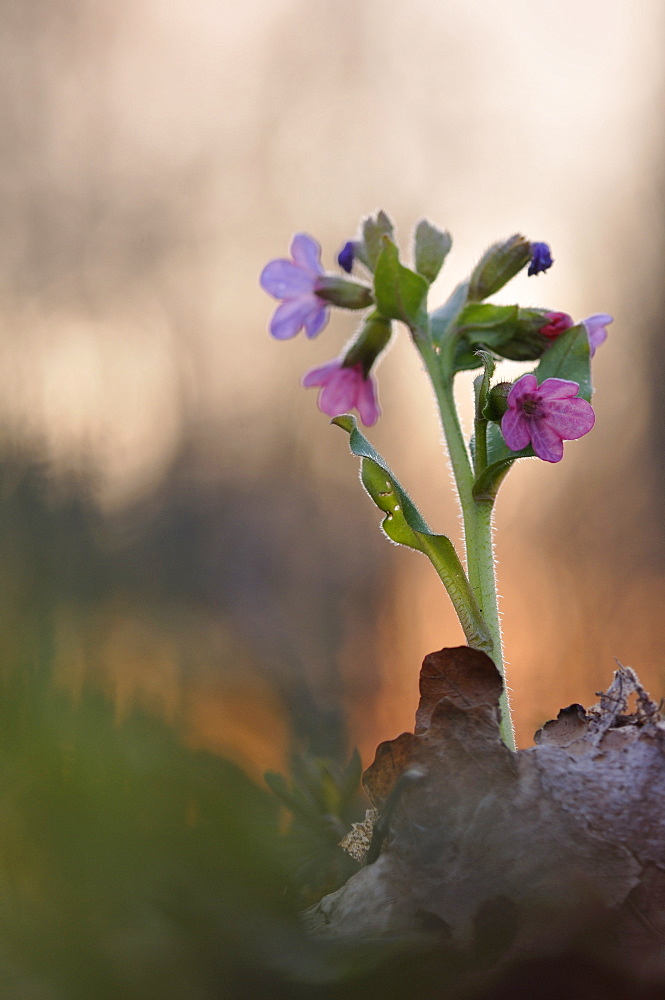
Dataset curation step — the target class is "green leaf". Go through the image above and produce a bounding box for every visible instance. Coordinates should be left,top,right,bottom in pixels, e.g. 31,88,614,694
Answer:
333,414,492,653
532,323,592,400
472,325,593,501
373,238,429,332
414,219,452,283
472,448,517,502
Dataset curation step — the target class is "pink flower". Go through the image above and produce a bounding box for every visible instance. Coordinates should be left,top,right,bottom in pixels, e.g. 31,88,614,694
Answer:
260,233,329,340
302,359,380,426
539,312,574,339
582,313,613,357
501,374,595,463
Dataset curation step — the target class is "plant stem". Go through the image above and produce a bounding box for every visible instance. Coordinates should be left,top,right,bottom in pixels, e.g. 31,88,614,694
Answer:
419,341,515,749
467,498,515,749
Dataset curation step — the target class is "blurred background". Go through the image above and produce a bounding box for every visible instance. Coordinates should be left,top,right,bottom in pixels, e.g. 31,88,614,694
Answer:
1,0,664,994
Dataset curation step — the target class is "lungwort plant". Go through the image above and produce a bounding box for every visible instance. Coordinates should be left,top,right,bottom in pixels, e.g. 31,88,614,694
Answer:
261,213,612,750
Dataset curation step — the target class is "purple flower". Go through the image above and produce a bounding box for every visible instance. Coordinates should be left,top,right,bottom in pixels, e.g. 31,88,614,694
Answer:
337,240,355,274
260,233,329,340
501,374,595,463
528,242,554,276
302,359,380,426
582,313,613,357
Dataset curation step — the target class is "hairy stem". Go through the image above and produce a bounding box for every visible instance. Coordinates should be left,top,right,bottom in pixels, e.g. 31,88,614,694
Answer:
419,341,515,749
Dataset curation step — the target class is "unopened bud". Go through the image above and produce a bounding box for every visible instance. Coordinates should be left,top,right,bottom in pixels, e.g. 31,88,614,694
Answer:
468,235,532,301
528,242,554,276
414,219,452,284
337,240,356,274
483,381,512,422
539,311,573,339
490,309,556,361
355,211,395,271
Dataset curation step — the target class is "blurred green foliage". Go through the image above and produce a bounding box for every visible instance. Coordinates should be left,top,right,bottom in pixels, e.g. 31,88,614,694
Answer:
0,663,299,997
265,751,363,907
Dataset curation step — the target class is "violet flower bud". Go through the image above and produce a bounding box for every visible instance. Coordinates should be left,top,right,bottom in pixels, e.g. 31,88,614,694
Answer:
528,242,554,276
337,241,355,274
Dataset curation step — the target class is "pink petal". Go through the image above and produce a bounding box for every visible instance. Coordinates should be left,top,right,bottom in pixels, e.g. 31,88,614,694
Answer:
260,259,315,298
501,408,531,452
546,398,595,440
536,377,584,400
529,420,565,463
290,233,323,275
356,375,380,426
302,360,342,387
318,367,361,417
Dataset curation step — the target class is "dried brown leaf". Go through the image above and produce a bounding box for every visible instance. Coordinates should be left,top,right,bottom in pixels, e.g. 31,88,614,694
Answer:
415,646,503,734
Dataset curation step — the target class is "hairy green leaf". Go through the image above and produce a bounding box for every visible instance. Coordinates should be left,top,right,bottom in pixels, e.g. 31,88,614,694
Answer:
333,415,492,652
373,239,429,332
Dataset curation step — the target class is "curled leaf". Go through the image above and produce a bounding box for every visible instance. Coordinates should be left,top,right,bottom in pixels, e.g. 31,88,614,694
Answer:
333,415,491,653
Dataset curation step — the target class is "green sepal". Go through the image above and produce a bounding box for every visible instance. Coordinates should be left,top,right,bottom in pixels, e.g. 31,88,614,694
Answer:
472,324,593,501
314,276,374,310
333,414,492,653
414,219,452,284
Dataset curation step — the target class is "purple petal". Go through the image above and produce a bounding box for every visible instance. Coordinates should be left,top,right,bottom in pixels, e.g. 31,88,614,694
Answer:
303,301,329,338
356,375,380,426
536,377,583,401
529,420,565,462
318,367,360,417
582,313,613,357
507,374,538,406
290,233,323,275
260,259,315,298
501,409,531,452
302,359,342,388
546,398,595,440
270,297,317,340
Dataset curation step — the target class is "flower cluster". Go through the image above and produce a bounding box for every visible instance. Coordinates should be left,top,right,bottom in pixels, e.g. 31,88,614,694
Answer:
260,232,384,425
260,222,612,458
